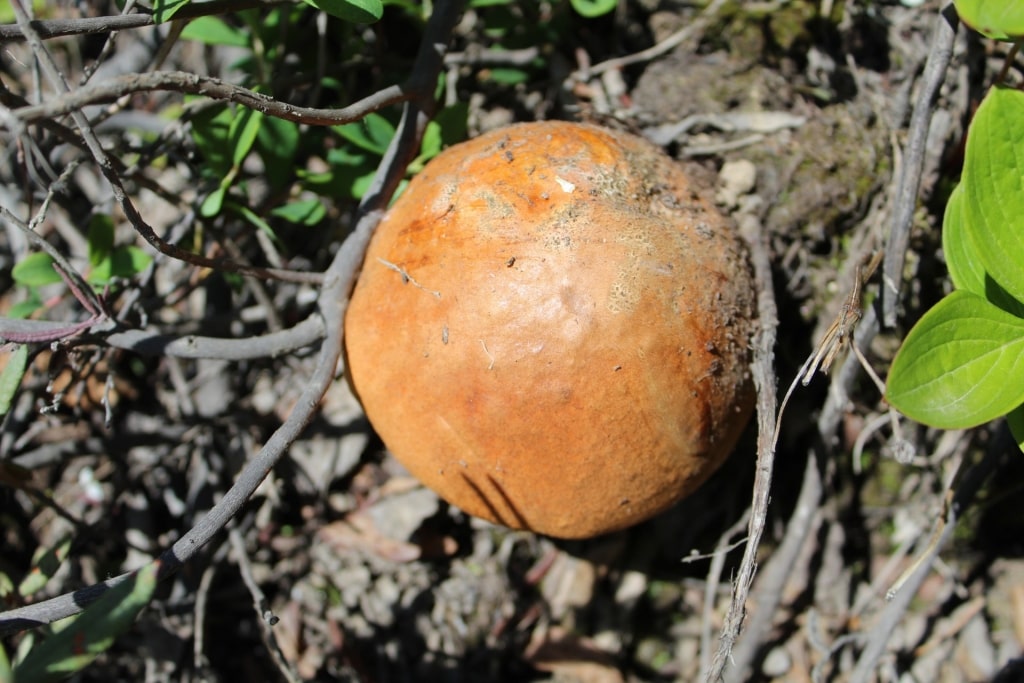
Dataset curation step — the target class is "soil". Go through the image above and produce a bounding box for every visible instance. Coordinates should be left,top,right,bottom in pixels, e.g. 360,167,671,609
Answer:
2,1,1024,682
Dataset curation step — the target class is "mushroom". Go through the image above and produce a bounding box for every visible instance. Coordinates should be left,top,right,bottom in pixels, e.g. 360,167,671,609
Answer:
344,121,756,539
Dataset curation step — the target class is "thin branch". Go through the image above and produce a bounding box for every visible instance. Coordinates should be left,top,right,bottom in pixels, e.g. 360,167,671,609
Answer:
100,314,325,360
706,211,780,682
722,451,824,683
12,70,409,128
0,0,288,42
881,6,958,327
0,0,464,636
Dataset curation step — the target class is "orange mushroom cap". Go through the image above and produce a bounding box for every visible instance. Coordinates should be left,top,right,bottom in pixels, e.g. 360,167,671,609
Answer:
344,121,756,539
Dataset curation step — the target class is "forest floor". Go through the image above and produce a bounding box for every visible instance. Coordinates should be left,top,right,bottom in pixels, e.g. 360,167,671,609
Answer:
2,1,1024,681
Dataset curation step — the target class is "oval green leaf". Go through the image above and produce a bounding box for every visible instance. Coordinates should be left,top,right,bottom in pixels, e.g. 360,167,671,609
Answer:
569,0,617,18
944,181,1024,316
12,252,61,287
886,290,1024,429
954,0,1024,40
962,86,1024,303
942,183,984,294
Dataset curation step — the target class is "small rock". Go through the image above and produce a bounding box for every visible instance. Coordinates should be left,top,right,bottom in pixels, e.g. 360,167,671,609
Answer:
761,645,791,678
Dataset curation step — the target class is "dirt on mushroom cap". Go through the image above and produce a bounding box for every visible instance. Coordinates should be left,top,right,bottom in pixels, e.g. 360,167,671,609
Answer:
344,121,757,539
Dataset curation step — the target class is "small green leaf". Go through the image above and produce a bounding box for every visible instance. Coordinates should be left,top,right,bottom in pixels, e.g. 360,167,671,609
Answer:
12,253,60,287
961,86,1024,303
954,0,1024,40
109,247,153,279
13,563,158,682
569,0,618,18
180,16,251,46
334,113,395,155
302,0,383,23
152,0,191,23
270,199,326,226
887,290,1024,429
233,203,279,242
484,68,530,85
0,344,28,417
229,108,263,168
18,537,72,598
200,183,229,218
87,214,115,269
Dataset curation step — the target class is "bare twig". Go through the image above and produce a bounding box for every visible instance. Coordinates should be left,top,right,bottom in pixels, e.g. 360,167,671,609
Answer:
722,451,824,683
881,6,958,327
229,527,301,683
101,314,325,360
11,70,410,128
706,212,780,681
0,0,463,635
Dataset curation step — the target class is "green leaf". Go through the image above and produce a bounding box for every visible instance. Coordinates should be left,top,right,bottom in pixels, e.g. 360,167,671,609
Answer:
12,253,60,287
302,0,383,23
943,184,983,294
87,214,115,269
109,247,153,279
484,68,530,85
943,181,1024,317
0,344,28,417
886,290,1024,429
229,107,263,168
270,199,326,225
232,203,280,242
954,0,1024,40
569,0,618,18
961,86,1024,304
18,537,72,598
256,116,300,191
152,0,191,23
13,563,158,683
334,113,395,155
180,16,251,46
190,104,233,175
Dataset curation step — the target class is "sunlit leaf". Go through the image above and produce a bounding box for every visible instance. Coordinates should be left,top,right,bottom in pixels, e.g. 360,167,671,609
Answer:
887,290,1024,429
961,86,1024,303
954,0,1024,40
943,180,1024,317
